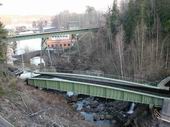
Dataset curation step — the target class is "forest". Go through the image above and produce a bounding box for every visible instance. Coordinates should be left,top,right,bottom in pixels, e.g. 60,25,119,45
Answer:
108,0,170,81
62,0,170,82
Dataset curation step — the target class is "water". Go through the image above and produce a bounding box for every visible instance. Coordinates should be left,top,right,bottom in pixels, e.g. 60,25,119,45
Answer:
80,112,94,122
75,100,113,127
96,120,113,127
30,57,45,66
80,112,113,127
16,31,41,53
19,71,39,79
76,101,84,111
127,103,135,114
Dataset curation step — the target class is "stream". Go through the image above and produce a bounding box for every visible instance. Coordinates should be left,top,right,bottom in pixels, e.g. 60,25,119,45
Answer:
67,94,136,127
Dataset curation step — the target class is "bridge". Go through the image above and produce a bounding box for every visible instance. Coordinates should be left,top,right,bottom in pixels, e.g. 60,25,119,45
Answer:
7,27,99,41
27,72,170,106
9,27,99,65
13,50,41,62
27,72,170,125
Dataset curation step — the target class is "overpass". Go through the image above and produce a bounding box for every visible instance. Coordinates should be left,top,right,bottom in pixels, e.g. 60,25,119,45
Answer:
7,27,99,41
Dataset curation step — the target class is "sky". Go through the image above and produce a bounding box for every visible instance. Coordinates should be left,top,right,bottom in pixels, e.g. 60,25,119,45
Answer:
0,0,113,15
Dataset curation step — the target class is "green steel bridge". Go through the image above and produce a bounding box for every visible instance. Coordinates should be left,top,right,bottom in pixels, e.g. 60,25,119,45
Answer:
7,27,99,41
27,72,170,107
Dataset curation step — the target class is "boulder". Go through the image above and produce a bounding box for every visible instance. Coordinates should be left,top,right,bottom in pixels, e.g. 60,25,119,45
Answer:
90,100,99,108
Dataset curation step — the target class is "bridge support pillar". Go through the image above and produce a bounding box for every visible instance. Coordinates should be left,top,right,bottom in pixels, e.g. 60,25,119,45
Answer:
159,99,170,127
40,38,52,69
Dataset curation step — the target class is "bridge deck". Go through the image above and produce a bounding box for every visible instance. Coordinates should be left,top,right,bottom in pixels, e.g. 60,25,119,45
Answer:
35,74,170,97
27,73,170,107
8,27,99,41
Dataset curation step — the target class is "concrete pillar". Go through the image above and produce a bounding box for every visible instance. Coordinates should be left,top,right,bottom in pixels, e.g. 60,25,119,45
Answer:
41,38,52,68
160,99,170,127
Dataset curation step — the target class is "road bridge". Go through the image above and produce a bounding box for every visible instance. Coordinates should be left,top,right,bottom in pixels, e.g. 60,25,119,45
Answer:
8,27,99,66
7,27,99,41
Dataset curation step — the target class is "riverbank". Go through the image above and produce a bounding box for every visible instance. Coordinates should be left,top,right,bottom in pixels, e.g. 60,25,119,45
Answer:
0,78,95,127
0,77,159,127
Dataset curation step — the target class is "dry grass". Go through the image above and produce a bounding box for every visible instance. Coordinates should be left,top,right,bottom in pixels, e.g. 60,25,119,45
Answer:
0,78,96,127
0,86,4,96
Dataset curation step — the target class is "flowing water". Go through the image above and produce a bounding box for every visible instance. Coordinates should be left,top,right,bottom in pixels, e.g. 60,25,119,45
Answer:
75,100,114,127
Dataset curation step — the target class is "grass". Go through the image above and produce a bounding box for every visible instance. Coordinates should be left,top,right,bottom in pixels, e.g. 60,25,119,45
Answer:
9,78,17,89
0,76,17,97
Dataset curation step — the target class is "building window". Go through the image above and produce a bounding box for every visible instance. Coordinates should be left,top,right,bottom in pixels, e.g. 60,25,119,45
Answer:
64,44,66,47
51,44,54,47
60,44,62,47
48,45,50,47
68,44,70,46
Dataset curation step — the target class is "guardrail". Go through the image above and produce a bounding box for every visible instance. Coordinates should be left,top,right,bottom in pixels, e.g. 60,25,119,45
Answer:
14,64,160,87
33,68,159,87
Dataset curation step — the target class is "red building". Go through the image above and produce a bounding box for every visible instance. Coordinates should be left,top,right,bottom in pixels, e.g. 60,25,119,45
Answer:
47,35,73,49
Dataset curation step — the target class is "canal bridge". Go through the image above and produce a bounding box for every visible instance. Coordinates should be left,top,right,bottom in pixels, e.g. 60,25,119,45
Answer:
27,72,170,106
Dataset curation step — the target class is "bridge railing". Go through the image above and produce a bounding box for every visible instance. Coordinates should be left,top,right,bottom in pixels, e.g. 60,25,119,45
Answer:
73,71,158,86
28,67,158,87
15,63,158,86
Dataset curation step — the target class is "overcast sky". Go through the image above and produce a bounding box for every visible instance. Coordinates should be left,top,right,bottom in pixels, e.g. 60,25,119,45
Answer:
0,0,113,15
